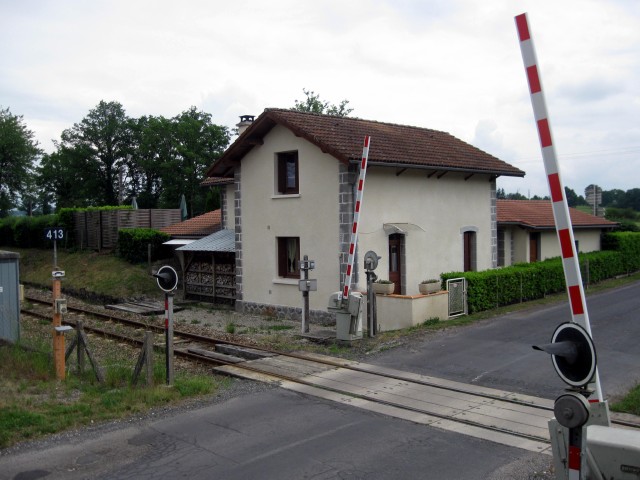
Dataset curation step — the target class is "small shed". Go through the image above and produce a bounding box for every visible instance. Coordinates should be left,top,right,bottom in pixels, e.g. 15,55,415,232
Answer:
176,229,236,303
0,250,20,343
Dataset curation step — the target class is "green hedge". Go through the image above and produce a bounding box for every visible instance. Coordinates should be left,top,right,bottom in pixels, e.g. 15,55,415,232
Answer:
117,228,170,264
0,215,58,249
602,231,640,273
441,233,640,314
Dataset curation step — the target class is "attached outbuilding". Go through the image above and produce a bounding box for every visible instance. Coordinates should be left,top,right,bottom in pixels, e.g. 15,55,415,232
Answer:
496,200,618,266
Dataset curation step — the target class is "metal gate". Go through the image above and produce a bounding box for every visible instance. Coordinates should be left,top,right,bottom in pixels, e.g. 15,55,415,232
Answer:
447,278,467,318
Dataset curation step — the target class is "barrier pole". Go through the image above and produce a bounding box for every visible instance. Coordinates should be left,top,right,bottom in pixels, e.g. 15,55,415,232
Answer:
342,136,371,303
515,12,603,402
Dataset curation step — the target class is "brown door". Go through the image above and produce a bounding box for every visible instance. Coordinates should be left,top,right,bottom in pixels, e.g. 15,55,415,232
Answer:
463,231,475,272
388,234,402,294
529,233,540,263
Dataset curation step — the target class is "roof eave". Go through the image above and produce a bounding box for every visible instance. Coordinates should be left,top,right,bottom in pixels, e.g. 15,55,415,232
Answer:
364,161,525,178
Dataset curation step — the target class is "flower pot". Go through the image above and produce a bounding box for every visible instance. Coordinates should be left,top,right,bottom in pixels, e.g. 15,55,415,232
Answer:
419,282,440,295
372,282,395,295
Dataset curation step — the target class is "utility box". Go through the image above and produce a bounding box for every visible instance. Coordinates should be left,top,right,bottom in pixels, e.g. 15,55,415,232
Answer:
0,251,20,344
328,292,363,341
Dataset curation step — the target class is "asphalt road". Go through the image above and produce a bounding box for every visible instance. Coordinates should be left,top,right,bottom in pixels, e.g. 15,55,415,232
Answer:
2,281,638,479
369,279,640,401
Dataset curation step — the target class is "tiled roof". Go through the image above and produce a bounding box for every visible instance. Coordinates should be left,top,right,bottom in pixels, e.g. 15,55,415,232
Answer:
200,177,234,187
176,229,235,252
206,108,525,178
160,210,221,237
497,200,618,229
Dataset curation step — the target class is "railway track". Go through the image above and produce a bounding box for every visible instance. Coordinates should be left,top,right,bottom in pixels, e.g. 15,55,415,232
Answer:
21,295,640,453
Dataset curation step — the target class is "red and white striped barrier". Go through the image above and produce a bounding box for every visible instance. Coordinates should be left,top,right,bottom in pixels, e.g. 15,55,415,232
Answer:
342,135,371,300
515,13,603,403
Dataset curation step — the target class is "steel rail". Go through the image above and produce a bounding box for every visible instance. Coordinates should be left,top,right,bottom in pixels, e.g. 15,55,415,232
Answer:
22,299,639,431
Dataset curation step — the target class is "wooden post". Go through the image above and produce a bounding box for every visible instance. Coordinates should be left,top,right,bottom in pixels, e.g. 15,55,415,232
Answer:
144,331,154,386
77,320,85,374
52,276,65,380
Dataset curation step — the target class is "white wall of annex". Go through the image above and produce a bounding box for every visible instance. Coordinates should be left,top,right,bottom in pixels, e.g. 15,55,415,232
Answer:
356,168,494,295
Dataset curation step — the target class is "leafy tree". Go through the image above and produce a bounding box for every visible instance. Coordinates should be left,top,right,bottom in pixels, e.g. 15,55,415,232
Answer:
158,107,230,217
0,107,41,216
564,187,587,207
55,101,133,206
293,88,353,117
128,115,174,208
602,189,625,207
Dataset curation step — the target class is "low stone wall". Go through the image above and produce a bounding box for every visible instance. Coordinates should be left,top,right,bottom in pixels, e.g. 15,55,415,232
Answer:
375,291,449,332
237,300,336,325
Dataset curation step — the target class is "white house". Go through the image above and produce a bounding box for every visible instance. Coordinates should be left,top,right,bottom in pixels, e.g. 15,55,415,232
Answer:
497,199,618,266
205,109,525,321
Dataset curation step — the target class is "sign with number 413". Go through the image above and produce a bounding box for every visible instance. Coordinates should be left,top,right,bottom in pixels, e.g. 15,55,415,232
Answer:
44,227,65,241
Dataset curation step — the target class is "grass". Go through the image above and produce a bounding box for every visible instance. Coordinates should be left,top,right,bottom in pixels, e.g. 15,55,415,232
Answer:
611,383,640,416
8,247,160,300
0,338,226,449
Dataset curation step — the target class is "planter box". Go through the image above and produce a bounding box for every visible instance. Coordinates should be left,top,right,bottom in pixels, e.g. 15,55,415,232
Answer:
419,282,440,295
375,291,449,332
372,282,395,295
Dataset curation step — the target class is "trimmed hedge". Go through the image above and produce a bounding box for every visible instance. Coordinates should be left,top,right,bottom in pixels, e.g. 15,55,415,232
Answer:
441,233,640,314
0,215,58,249
602,231,640,273
117,228,170,264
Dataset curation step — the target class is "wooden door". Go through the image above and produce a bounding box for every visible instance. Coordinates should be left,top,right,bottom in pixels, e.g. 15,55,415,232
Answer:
529,233,540,263
463,231,475,272
388,234,402,294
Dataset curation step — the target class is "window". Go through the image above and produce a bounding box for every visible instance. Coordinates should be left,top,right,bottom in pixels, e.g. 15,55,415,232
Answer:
277,151,299,194
277,237,300,278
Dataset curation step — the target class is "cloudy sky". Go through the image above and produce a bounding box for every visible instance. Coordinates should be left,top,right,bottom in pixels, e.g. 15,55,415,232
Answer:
2,0,638,197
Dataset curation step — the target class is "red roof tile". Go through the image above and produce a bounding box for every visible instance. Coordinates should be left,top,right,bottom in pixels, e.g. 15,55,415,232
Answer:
160,210,221,237
497,200,617,229
207,108,525,178
200,177,234,187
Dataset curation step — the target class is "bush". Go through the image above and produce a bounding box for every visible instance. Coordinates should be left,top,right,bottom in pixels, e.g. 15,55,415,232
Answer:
441,240,637,314
0,215,58,249
117,228,170,264
602,232,640,273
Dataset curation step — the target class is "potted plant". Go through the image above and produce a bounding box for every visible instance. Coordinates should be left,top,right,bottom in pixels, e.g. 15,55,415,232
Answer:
372,279,395,295
419,279,440,295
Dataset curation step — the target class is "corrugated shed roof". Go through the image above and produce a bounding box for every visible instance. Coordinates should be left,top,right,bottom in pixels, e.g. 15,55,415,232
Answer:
206,108,526,178
497,200,618,229
176,229,235,252
160,210,221,237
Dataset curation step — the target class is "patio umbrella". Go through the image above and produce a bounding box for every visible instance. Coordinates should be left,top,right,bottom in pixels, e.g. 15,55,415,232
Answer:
179,194,187,220
131,196,138,209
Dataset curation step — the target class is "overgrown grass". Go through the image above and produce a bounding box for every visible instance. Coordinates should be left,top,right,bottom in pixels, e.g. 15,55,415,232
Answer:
0,342,225,449
7,247,160,300
611,384,640,416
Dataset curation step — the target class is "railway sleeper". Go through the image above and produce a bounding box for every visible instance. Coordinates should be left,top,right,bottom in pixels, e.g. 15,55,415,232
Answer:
214,344,277,361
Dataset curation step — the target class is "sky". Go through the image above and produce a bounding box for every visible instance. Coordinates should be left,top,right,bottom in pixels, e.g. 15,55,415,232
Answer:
1,0,639,198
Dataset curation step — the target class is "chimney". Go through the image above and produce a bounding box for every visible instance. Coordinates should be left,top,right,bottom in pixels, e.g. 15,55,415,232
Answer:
237,115,255,134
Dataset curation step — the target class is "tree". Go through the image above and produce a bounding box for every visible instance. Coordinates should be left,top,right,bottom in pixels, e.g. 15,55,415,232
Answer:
158,107,230,217
55,101,133,206
293,89,353,117
564,187,586,207
0,107,41,216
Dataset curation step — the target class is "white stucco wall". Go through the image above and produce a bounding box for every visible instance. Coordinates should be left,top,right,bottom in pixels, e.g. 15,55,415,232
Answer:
540,229,603,259
504,226,604,264
356,168,494,295
239,125,341,311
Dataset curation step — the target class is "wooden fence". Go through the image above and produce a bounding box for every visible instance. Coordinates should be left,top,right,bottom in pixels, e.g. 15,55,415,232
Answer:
73,209,181,250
